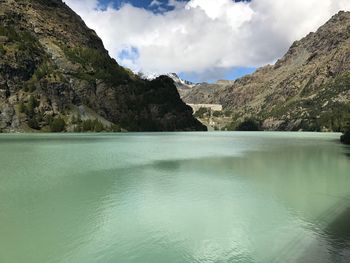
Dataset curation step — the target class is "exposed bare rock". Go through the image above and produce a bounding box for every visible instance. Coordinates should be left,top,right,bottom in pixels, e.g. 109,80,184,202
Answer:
181,11,350,132
0,0,206,132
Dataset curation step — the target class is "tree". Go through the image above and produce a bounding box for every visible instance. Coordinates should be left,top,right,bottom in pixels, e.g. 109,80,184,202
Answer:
194,107,209,118
82,119,93,131
236,119,261,131
0,45,5,56
110,124,121,132
341,130,350,145
18,102,25,113
341,121,350,145
93,119,104,132
28,118,40,130
26,95,39,117
212,111,222,117
50,117,66,132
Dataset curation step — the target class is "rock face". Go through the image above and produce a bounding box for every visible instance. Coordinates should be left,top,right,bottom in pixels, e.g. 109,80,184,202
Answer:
180,81,233,105
0,0,206,132
182,11,350,132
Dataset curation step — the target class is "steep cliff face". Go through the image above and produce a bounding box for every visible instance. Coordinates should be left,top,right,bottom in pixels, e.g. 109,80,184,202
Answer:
182,11,350,132
0,0,206,132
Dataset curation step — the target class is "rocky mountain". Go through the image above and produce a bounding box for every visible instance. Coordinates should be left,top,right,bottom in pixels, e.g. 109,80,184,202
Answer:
146,73,196,98
179,80,233,105
0,0,206,132
167,73,195,88
182,11,350,132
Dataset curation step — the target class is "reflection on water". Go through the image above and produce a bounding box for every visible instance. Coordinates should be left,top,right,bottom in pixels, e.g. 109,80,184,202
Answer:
0,132,349,263
296,207,350,263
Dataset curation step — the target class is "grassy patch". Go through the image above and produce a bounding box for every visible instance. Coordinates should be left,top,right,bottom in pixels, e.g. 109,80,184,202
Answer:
62,46,131,86
0,45,6,56
0,26,39,51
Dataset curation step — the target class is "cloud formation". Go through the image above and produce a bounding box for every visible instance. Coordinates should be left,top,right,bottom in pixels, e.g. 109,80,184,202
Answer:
64,0,350,80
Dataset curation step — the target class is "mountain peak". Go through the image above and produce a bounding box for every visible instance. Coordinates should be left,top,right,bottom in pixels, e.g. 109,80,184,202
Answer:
0,0,206,132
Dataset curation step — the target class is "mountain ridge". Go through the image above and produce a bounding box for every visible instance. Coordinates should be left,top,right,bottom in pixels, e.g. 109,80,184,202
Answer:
0,0,206,132
180,11,350,132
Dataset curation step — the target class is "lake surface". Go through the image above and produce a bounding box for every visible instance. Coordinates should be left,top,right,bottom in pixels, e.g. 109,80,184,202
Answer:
0,132,350,263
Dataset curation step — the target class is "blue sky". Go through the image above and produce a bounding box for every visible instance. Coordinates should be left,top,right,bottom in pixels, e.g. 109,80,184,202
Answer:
98,0,250,12
66,0,350,83
178,67,256,84
99,0,187,12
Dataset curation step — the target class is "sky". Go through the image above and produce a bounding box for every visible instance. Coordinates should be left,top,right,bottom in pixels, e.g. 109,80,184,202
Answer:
64,0,350,83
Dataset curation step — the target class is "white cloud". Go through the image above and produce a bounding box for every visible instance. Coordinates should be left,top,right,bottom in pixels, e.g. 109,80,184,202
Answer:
64,0,350,80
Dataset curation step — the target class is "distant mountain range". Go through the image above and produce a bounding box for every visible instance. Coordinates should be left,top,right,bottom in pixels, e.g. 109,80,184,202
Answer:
177,11,350,132
0,0,206,132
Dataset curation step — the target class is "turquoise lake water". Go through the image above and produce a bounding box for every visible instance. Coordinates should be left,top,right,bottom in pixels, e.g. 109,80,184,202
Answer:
0,132,349,263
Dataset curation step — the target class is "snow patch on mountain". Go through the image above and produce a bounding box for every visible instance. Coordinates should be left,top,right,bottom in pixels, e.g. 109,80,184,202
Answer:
143,72,196,89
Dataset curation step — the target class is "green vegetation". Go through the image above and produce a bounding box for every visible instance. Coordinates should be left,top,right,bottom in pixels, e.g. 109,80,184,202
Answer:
341,130,350,145
258,73,350,132
194,107,209,118
17,95,41,130
72,117,106,132
62,47,130,86
0,25,63,87
19,96,42,130
235,119,261,131
0,26,20,42
26,96,39,117
224,117,261,131
0,25,45,84
301,74,350,131
0,45,5,56
23,81,36,93
28,118,40,130
340,118,350,145
212,111,222,117
223,122,235,131
71,114,121,132
0,25,38,51
0,24,61,87
223,110,232,117
318,104,350,132
50,117,66,132
27,57,63,85
18,102,25,113
29,0,61,6
32,62,52,81
17,97,51,131
82,119,104,132
0,1,205,133
110,124,122,132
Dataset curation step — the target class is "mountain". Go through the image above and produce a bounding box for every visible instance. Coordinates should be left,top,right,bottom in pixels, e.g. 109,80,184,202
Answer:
182,11,350,132
146,73,196,96
166,73,195,88
0,0,206,132
179,80,234,105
